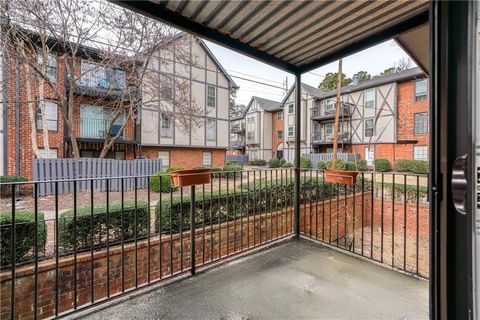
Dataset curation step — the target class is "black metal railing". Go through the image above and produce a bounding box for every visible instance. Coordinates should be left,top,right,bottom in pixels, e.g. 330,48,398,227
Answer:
298,169,429,279
0,169,295,319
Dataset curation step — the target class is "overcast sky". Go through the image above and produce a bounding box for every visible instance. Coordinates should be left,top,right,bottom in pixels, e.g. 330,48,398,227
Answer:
204,39,415,106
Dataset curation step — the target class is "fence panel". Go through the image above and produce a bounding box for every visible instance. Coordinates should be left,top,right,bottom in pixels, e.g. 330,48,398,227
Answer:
226,154,249,165
303,153,360,164
32,158,163,196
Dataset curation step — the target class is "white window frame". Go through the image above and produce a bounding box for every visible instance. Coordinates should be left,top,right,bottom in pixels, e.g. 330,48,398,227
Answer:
414,79,428,101
206,119,216,141
202,151,212,167
364,118,374,138
37,52,57,82
414,146,428,161
288,104,294,113
36,100,58,131
414,112,428,134
324,99,335,111
364,89,375,108
288,126,294,137
160,113,173,137
277,111,283,120
207,85,216,108
38,148,58,159
158,151,170,168
324,123,333,136
365,146,374,165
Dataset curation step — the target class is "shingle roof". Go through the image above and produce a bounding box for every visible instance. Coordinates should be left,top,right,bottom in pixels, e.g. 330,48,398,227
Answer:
252,96,282,112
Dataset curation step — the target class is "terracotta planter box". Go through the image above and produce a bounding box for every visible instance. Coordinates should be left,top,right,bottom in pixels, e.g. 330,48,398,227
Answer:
171,168,212,187
324,169,359,185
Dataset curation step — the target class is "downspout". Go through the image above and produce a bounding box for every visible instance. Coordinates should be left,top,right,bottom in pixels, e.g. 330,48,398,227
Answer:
294,73,301,238
1,20,8,175
14,56,20,176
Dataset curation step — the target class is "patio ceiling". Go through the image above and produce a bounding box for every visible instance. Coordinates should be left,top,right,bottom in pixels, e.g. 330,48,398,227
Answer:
114,0,430,74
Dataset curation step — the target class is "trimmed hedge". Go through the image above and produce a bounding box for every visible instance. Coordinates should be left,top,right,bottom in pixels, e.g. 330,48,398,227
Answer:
221,164,243,178
300,156,312,168
58,200,149,253
268,158,280,168
395,160,429,174
375,182,428,203
356,160,368,171
248,159,267,166
0,175,28,198
282,162,293,168
0,211,47,266
151,167,184,193
317,160,327,170
374,159,391,172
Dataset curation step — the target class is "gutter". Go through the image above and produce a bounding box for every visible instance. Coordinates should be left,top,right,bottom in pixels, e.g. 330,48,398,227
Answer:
15,56,20,176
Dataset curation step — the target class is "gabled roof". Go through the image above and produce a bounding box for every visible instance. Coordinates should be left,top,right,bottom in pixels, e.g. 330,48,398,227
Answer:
246,96,282,113
319,67,426,99
281,67,426,104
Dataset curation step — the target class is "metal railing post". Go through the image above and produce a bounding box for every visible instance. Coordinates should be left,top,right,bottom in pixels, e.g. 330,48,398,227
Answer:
294,73,301,238
190,184,196,275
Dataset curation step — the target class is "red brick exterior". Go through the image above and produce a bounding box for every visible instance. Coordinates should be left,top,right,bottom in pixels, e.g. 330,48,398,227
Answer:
4,52,139,179
350,78,429,165
271,111,284,158
141,146,226,169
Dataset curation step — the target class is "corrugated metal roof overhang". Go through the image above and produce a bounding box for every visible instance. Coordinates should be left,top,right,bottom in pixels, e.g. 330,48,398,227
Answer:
114,0,429,74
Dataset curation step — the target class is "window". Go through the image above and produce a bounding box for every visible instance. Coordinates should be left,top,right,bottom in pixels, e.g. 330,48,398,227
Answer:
207,85,216,107
277,111,283,120
324,99,335,111
324,123,333,136
203,151,212,167
206,119,216,141
160,113,173,137
365,146,374,165
364,89,375,108
37,52,57,82
414,112,428,134
415,79,428,101
160,75,173,100
38,148,57,159
277,130,283,139
36,100,58,131
288,104,294,113
80,61,126,90
80,104,125,138
247,132,255,141
414,146,428,161
364,119,374,137
158,151,170,168
288,126,294,137
249,150,259,160
247,116,255,123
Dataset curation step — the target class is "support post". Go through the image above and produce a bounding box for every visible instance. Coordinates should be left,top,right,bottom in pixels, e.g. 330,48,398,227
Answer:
190,184,196,275
294,73,301,238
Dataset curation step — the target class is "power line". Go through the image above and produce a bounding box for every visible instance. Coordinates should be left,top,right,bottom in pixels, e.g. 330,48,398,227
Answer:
226,69,284,85
231,75,286,90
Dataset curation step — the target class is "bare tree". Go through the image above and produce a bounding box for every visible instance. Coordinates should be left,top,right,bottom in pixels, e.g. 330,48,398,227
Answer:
4,0,199,158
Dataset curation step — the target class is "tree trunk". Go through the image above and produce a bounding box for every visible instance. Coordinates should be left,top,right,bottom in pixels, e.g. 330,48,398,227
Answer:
331,59,343,169
38,76,51,153
24,65,41,157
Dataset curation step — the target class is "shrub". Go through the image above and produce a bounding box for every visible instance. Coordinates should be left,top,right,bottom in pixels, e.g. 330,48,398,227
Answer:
300,156,312,168
150,167,184,193
374,159,391,172
0,175,28,198
356,160,368,171
279,158,287,166
282,162,293,168
345,161,357,171
58,200,149,253
222,164,243,178
268,157,281,168
0,210,47,266
248,159,267,166
317,160,327,170
395,160,428,174
226,160,238,165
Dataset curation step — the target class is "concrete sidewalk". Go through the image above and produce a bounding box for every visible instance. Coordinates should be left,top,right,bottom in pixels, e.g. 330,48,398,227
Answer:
79,239,428,320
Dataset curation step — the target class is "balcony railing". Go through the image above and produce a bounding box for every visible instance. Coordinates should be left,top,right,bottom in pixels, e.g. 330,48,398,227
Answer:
0,169,429,319
79,74,126,91
80,117,124,139
311,131,350,143
311,105,351,120
230,140,246,148
230,124,246,133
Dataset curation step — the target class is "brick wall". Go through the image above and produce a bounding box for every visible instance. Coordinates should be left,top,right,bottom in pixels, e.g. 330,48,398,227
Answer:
0,209,293,319
271,111,283,158
142,147,226,169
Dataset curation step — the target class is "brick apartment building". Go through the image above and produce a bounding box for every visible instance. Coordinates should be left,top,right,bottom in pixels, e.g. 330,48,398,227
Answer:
139,33,237,169
230,67,428,165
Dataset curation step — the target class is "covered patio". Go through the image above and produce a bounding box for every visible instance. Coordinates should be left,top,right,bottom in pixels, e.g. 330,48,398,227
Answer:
81,239,428,320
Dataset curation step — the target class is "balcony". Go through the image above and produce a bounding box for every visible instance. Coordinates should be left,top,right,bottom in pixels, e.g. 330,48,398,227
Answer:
80,117,124,140
0,169,429,319
71,72,137,100
311,105,351,121
230,124,246,133
311,131,351,145
230,139,246,149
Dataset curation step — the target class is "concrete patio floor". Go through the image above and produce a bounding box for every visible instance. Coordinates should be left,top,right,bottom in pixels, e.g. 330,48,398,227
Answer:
79,239,428,320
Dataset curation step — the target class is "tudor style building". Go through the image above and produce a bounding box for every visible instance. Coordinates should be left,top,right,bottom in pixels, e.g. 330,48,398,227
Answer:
140,33,237,169
230,67,428,165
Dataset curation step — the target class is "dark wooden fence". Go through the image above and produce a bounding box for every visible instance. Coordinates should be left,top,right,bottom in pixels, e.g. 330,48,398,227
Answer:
32,158,163,196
